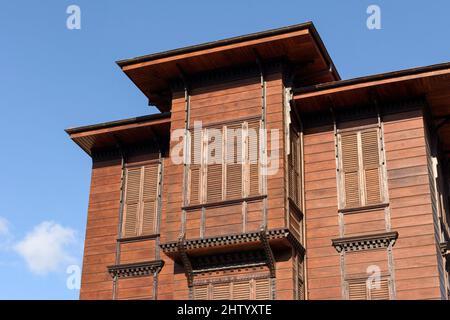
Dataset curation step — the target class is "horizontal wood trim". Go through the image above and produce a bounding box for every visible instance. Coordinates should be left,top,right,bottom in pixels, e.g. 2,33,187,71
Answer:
338,202,389,214
188,115,262,130
117,234,160,243
183,195,267,211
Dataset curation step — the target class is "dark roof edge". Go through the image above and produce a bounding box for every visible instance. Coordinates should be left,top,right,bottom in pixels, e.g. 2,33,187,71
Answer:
65,112,171,135
294,61,450,96
116,22,339,80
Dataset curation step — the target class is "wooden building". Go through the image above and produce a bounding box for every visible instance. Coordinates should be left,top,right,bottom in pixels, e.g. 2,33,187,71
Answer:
66,22,450,300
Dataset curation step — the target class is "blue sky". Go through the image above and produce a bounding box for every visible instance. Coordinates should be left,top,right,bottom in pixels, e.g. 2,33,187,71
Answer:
0,0,448,299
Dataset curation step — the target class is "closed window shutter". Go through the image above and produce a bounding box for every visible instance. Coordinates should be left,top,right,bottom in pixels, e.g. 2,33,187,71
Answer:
361,130,382,205
123,168,141,237
190,129,202,205
226,124,243,199
347,277,390,300
122,163,160,238
212,282,231,300
232,281,251,300
141,164,159,235
193,284,208,300
247,120,260,196
206,127,223,202
193,278,271,300
369,278,390,300
288,128,301,207
341,133,360,208
340,129,383,208
254,278,271,300
348,280,367,300
293,253,304,300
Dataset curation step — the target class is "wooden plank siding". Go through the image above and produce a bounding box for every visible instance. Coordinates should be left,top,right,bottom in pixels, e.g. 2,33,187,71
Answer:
80,157,122,299
384,109,442,299
304,125,342,299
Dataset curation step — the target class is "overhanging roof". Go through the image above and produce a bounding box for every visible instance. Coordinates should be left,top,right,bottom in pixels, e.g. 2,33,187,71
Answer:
65,112,171,156
293,62,450,160
117,22,340,111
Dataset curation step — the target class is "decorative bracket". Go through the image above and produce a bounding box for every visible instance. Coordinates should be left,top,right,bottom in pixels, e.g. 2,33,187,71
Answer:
332,231,398,253
177,233,194,287
259,226,276,278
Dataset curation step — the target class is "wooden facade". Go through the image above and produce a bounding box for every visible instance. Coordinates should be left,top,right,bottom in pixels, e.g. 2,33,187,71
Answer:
66,22,450,300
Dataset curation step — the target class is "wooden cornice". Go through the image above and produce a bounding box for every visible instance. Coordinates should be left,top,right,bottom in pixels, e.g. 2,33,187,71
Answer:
332,231,399,253
107,260,164,279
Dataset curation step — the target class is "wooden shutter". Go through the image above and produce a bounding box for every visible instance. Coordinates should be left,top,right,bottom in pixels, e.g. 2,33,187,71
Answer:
233,281,251,300
340,128,383,208
206,127,223,202
368,278,390,300
247,120,260,196
347,277,390,300
212,282,231,300
341,133,361,208
193,284,208,300
141,164,159,235
293,253,304,300
226,124,243,199
193,278,271,300
361,130,382,205
348,280,367,300
123,168,141,237
190,129,202,205
288,127,301,207
254,278,271,300
122,163,160,238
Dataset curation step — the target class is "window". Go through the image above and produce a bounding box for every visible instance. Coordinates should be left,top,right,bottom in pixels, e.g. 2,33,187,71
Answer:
347,277,390,300
288,126,302,208
122,163,160,237
338,128,384,208
188,119,261,205
293,252,305,300
193,278,271,300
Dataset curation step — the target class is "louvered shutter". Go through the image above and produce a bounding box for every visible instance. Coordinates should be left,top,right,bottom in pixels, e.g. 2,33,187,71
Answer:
347,277,390,300
288,128,301,207
232,281,251,300
361,130,382,205
206,127,223,202
293,254,304,300
190,129,202,205
341,133,361,207
247,120,260,196
254,278,271,300
226,124,243,199
123,168,141,237
141,164,159,235
348,280,367,300
193,284,209,300
212,282,231,300
368,278,390,300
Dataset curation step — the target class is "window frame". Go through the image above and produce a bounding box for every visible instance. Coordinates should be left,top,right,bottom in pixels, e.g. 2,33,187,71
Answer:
121,160,161,238
187,118,262,206
337,124,387,210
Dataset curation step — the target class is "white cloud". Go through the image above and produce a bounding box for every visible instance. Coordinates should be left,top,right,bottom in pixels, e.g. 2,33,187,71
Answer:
0,217,9,236
14,221,77,275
